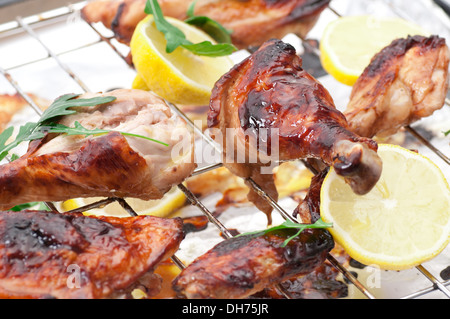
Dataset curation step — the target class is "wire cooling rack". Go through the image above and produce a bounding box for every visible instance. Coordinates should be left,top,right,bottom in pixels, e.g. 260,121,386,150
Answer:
0,0,450,299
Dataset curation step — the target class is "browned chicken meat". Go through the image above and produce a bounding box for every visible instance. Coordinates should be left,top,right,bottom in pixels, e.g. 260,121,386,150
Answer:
172,226,334,299
81,0,330,49
0,210,184,298
293,168,328,224
344,35,450,138
208,39,382,222
0,89,195,210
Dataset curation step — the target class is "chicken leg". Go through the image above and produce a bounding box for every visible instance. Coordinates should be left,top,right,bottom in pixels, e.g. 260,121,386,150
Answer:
0,89,195,210
208,39,382,222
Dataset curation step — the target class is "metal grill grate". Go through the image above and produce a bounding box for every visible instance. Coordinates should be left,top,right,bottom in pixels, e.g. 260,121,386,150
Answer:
1,0,450,299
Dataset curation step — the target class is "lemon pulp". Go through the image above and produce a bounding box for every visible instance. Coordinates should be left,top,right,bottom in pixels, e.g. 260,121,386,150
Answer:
320,144,450,270
320,15,429,86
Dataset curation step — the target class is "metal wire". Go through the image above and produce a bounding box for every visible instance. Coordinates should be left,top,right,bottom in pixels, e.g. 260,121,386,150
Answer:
0,1,449,299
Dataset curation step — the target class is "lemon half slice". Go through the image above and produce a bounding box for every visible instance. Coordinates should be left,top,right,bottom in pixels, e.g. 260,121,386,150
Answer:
61,186,186,218
320,15,429,86
320,144,450,270
130,15,234,105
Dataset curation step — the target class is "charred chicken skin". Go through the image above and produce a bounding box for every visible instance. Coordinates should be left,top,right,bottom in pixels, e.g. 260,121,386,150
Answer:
81,0,330,49
344,35,450,138
172,226,334,299
0,89,195,210
0,210,184,299
208,39,382,221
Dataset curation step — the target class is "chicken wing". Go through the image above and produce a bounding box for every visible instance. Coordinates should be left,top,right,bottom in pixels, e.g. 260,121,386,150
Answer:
172,226,334,299
208,39,382,222
344,35,450,138
0,210,184,299
0,89,195,210
81,0,330,49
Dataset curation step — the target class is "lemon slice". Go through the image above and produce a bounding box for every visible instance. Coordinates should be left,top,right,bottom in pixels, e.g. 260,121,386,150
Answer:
130,15,234,105
274,162,314,198
320,15,429,86
61,186,186,218
320,144,450,270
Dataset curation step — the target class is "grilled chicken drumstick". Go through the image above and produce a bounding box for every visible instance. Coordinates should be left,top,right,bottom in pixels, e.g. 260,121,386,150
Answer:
0,210,184,299
172,226,334,299
0,89,195,210
344,35,450,138
81,0,330,49
208,39,382,222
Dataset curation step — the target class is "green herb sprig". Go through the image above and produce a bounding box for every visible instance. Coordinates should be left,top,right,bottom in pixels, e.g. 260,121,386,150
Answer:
9,202,50,212
184,0,233,44
238,218,332,247
144,0,237,57
0,94,168,161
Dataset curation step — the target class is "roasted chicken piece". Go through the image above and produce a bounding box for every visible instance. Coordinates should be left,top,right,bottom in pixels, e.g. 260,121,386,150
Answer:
0,89,195,210
172,226,334,299
0,210,184,299
81,0,330,49
344,35,450,138
208,39,382,222
293,168,327,224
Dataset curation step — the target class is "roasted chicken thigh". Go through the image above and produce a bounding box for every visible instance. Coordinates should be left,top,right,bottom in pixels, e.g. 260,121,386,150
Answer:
0,89,195,210
344,35,450,138
208,39,382,221
81,0,330,49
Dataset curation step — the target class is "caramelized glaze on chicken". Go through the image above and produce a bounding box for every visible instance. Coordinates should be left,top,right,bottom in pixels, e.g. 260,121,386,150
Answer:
208,39,382,222
172,227,334,299
0,89,195,210
0,210,184,299
81,0,330,49
344,35,450,138
293,168,328,224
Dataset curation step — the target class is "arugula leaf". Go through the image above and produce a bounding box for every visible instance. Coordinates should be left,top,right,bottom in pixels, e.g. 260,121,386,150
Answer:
0,94,168,161
182,41,236,57
0,95,116,161
444,129,450,136
0,122,38,161
145,0,191,53
42,121,170,147
38,94,116,125
184,1,232,44
0,126,15,160
9,202,50,212
144,0,236,56
237,218,332,247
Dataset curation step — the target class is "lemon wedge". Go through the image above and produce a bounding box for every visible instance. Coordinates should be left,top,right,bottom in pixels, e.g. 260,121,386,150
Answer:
61,186,186,218
320,144,450,270
320,15,429,86
130,15,234,105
